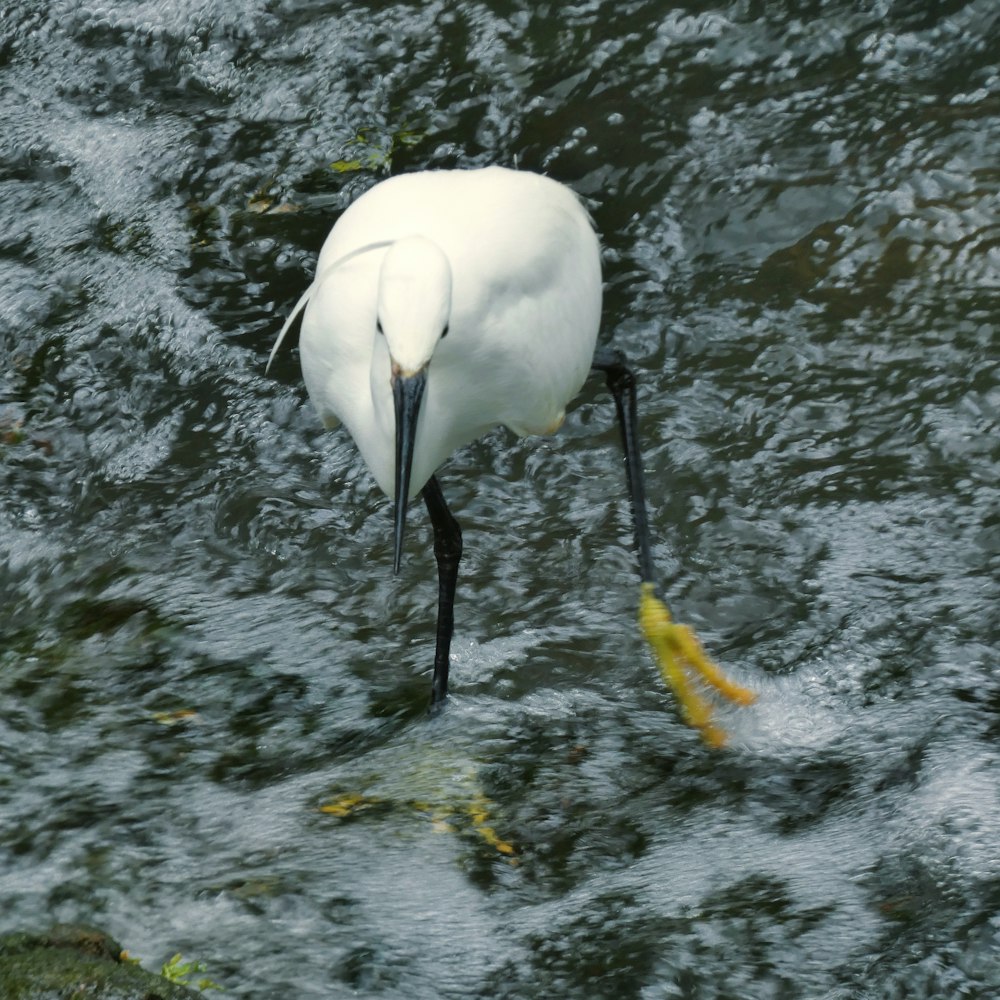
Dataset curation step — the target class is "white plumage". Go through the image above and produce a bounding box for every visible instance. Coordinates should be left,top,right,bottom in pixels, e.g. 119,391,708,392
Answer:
272,166,601,499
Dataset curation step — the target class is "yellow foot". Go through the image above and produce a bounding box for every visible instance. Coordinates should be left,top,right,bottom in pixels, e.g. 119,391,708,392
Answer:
318,792,380,817
464,792,517,858
638,582,756,748
320,787,516,861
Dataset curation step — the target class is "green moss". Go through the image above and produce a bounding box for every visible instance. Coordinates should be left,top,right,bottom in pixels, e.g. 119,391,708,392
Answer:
0,926,207,1000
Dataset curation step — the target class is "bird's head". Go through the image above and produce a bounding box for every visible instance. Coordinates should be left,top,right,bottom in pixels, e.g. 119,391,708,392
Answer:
376,236,453,574
377,236,452,374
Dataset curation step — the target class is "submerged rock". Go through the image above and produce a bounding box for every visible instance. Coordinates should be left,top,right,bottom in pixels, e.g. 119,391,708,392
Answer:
0,925,202,1000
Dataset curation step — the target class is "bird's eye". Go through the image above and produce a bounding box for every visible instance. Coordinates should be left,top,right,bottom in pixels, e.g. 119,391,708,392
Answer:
441,323,450,339
376,319,384,335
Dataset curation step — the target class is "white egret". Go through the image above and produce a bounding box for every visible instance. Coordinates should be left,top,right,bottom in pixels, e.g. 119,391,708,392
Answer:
268,166,754,745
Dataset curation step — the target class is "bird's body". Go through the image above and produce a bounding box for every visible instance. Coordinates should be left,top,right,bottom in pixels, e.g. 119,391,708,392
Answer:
270,165,755,743
295,167,601,498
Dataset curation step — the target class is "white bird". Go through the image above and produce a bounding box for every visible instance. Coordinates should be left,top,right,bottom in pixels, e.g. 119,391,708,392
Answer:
269,166,754,744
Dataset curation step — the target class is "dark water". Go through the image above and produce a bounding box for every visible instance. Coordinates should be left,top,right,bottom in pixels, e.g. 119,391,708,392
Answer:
2,1,999,997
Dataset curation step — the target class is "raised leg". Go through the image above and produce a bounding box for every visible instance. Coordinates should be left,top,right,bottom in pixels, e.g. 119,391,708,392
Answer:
591,349,655,585
591,348,755,746
422,474,463,707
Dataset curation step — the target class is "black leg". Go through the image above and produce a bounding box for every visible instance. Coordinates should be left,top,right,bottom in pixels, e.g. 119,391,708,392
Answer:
591,348,656,588
590,347,755,746
421,474,463,706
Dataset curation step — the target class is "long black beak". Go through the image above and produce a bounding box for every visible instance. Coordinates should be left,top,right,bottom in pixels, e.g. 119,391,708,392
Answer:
392,367,427,575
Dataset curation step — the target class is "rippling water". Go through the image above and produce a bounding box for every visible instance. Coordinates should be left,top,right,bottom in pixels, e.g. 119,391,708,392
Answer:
2,2,998,997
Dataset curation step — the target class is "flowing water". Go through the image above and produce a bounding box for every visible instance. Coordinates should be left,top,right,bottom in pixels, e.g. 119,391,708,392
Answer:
2,1,999,997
